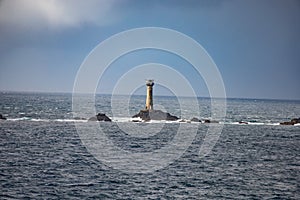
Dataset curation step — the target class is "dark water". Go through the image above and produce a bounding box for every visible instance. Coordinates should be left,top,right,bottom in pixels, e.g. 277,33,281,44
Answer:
0,92,299,199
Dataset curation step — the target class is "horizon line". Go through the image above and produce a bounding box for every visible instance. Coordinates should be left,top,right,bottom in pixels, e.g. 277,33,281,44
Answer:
1,89,300,102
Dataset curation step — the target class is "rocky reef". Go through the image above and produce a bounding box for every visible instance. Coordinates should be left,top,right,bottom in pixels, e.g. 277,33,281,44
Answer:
190,117,219,123
132,109,179,121
88,113,112,122
203,119,219,123
280,118,300,125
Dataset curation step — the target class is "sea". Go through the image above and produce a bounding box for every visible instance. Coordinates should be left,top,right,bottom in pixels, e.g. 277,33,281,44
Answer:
0,92,299,199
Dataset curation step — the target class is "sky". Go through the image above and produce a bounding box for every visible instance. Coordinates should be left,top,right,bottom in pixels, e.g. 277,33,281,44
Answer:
0,0,299,100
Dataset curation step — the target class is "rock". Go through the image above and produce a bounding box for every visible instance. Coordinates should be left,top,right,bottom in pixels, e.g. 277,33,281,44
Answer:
249,120,257,123
291,118,300,124
280,121,294,125
280,118,300,125
191,117,201,122
132,109,179,121
88,116,97,121
96,113,112,122
204,119,219,123
0,114,7,120
88,113,111,122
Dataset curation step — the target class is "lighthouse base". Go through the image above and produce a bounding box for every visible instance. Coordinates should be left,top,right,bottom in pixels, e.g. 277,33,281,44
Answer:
132,109,179,121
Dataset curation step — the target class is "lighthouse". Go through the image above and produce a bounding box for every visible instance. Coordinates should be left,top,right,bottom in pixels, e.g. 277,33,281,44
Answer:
132,79,179,121
145,80,154,110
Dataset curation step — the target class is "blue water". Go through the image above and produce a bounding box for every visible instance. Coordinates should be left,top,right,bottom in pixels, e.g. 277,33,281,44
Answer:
0,92,299,199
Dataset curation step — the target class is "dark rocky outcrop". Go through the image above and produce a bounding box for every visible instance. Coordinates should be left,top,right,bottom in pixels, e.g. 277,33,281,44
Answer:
132,109,179,121
0,114,7,120
204,119,219,123
291,118,300,124
280,121,294,125
88,113,111,122
191,117,201,122
280,118,300,125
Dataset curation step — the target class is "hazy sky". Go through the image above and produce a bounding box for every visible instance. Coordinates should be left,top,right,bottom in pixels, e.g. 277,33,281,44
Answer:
0,0,299,100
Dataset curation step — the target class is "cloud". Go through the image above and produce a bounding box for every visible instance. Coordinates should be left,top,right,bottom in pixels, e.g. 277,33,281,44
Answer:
0,0,119,30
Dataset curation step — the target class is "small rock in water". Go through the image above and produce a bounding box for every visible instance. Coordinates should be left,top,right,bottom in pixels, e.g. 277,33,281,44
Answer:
280,118,300,125
88,113,111,122
291,118,300,124
280,121,294,125
131,119,141,123
0,114,7,120
204,119,219,123
191,117,201,122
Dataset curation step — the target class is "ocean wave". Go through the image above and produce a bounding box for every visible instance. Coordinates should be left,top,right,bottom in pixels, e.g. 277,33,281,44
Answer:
8,117,49,122
54,119,88,123
7,117,87,123
3,117,299,126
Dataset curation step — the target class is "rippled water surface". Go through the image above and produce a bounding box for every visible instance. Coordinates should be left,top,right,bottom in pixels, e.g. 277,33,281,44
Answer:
0,92,299,199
